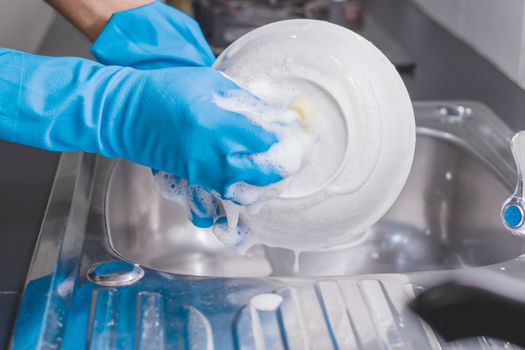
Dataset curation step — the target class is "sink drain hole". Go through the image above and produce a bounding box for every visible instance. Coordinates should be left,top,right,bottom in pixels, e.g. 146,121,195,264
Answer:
87,261,144,286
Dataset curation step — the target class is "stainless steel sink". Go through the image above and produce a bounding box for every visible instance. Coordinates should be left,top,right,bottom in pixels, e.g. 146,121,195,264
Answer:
10,101,525,349
107,130,524,277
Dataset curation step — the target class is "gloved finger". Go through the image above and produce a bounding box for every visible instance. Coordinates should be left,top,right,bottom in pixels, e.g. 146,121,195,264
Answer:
154,171,218,228
186,186,218,228
153,171,188,202
210,81,283,154
217,109,279,154
227,154,283,188
173,10,215,65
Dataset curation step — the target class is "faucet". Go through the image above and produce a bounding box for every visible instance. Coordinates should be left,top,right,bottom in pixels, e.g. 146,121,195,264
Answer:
502,131,525,235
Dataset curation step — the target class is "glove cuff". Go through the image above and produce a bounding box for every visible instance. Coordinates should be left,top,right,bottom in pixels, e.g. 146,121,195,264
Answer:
0,50,23,143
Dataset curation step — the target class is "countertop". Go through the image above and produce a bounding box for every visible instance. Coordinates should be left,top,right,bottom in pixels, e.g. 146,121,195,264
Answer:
2,0,525,348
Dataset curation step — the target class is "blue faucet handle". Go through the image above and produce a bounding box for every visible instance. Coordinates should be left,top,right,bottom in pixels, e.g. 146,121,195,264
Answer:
502,131,525,234
503,203,524,228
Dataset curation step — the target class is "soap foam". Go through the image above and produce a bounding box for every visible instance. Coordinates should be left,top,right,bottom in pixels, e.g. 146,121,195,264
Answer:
214,88,319,189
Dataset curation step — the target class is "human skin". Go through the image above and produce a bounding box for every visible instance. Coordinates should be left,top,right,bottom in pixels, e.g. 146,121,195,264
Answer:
45,0,155,40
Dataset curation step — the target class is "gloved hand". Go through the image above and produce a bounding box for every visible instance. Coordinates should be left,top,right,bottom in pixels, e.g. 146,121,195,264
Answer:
91,1,222,227
90,1,268,228
0,49,281,206
91,1,215,69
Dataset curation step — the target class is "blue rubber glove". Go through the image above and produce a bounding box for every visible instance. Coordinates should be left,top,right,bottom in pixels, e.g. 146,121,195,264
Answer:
91,1,214,69
0,49,281,201
90,1,223,227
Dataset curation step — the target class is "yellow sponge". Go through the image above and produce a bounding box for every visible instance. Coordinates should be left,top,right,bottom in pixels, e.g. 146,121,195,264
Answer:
290,98,317,134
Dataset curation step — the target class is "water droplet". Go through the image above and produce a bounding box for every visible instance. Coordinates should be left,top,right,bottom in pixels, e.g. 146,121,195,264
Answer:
500,266,507,271
445,171,452,181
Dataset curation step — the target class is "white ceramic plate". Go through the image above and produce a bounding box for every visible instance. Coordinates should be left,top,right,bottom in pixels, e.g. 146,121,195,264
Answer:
214,19,415,251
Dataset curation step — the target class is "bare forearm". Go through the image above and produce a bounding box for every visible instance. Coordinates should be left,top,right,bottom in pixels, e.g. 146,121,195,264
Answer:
45,0,154,41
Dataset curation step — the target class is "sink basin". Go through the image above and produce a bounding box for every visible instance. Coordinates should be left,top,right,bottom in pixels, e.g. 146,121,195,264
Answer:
106,106,524,277
12,101,524,350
